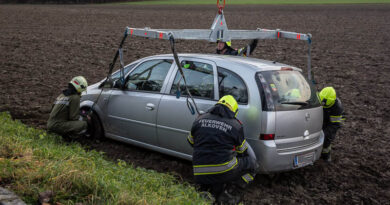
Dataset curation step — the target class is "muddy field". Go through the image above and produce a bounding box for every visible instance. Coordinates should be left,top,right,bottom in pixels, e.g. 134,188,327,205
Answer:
1,4,390,204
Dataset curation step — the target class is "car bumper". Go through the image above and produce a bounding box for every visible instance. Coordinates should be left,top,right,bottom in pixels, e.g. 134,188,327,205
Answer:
248,132,324,174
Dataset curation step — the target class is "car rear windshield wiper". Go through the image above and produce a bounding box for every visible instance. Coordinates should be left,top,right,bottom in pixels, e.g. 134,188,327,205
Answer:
280,101,309,106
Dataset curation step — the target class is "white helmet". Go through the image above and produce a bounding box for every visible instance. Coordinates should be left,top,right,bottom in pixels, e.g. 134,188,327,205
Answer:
70,76,88,93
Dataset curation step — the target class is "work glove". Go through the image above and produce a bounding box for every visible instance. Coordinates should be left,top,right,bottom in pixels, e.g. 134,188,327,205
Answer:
80,110,92,126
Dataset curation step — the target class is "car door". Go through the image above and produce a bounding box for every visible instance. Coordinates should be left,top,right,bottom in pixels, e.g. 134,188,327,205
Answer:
94,63,139,129
105,58,174,145
156,58,218,155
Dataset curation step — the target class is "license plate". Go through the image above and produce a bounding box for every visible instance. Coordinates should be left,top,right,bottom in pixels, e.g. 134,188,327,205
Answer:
293,152,315,168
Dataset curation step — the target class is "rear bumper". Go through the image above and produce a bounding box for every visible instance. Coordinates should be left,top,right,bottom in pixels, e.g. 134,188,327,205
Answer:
248,131,324,174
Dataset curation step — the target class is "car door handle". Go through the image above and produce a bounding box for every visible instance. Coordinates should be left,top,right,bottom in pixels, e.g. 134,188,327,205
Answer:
145,103,155,111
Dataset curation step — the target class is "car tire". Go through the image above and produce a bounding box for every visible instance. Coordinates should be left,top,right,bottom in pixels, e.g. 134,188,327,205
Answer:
81,107,104,140
89,111,104,139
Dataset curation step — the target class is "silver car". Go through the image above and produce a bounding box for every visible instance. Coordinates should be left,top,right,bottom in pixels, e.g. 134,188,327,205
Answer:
80,53,324,173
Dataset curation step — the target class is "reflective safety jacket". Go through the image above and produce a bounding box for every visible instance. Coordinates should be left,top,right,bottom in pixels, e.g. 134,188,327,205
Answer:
216,39,258,56
323,98,344,148
187,104,250,184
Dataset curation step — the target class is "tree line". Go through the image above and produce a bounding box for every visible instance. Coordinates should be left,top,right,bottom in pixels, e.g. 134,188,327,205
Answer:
0,0,147,3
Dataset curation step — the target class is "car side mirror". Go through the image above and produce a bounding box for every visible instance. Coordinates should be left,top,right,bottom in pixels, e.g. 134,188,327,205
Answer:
112,78,127,90
112,79,121,88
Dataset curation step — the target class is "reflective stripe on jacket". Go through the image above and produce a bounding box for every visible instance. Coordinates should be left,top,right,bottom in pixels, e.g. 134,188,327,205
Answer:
323,98,344,147
193,157,238,175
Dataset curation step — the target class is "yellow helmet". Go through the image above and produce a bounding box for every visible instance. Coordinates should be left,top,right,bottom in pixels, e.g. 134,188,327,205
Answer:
218,95,238,116
70,76,88,93
319,87,336,108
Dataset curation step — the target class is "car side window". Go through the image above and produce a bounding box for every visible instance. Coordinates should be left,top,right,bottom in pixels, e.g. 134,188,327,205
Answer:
170,60,214,99
217,67,248,104
111,64,136,80
125,59,173,92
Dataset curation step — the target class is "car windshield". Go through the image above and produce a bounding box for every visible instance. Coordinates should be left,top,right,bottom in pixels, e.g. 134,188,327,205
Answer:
257,70,320,111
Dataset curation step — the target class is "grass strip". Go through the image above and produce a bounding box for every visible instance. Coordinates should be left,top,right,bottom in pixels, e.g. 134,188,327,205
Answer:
119,0,390,5
0,112,208,204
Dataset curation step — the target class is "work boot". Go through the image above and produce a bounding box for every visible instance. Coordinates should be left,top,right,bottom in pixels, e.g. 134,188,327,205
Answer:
62,134,77,142
321,152,331,162
216,189,241,205
199,191,215,203
321,145,332,162
77,129,90,138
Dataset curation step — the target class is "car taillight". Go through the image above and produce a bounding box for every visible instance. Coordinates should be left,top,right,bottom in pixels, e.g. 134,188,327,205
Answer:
260,134,275,140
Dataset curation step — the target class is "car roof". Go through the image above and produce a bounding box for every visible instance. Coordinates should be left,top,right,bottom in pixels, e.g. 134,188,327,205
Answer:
149,53,302,72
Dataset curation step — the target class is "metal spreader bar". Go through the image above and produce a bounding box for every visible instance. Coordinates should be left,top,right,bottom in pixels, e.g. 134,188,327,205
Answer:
125,16,313,81
125,27,311,42
125,8,312,43
126,27,211,40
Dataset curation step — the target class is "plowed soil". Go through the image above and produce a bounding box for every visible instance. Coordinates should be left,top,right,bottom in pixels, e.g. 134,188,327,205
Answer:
1,4,390,204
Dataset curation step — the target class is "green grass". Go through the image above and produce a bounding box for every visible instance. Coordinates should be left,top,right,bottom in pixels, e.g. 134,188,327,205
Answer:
120,0,390,5
0,112,208,204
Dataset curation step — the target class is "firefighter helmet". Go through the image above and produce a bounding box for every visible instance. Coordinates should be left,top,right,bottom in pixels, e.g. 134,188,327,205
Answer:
218,95,238,116
319,87,336,108
70,76,88,93
216,38,232,47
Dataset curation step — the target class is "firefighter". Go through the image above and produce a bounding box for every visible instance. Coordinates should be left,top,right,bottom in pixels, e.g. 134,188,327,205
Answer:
47,76,89,138
187,95,259,203
216,39,258,56
319,87,344,162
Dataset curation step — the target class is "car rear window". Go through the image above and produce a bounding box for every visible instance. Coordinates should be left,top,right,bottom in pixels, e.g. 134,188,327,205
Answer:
217,67,248,104
256,70,320,111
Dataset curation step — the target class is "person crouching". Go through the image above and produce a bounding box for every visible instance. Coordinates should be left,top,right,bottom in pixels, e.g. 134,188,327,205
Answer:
47,76,89,139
